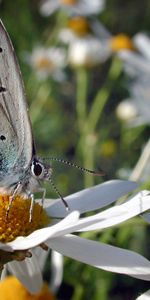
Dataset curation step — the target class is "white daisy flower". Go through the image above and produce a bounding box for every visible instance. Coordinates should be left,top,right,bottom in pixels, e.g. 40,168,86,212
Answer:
67,33,134,68
59,19,134,68
40,0,105,17
59,21,111,67
1,179,150,297
27,46,66,81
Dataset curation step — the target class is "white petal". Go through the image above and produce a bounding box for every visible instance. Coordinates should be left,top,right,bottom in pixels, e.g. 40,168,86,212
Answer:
0,185,141,252
71,0,105,15
33,248,63,293
76,190,150,232
90,19,111,39
134,33,150,60
7,253,43,294
45,180,138,218
48,234,150,281
40,0,105,17
0,211,79,251
32,247,63,294
0,242,11,251
1,266,7,280
136,290,150,300
33,247,49,270
50,251,63,293
40,0,59,16
44,191,150,235
119,50,150,75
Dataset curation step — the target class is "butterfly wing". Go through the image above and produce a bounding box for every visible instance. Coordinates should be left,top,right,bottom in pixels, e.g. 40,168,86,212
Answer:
0,20,33,186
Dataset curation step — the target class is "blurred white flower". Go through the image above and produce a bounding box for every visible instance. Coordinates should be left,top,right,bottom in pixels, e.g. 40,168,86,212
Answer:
119,33,150,126
116,99,138,122
1,180,150,299
40,0,105,17
68,36,111,67
67,33,134,68
27,46,66,81
59,20,111,67
59,19,134,68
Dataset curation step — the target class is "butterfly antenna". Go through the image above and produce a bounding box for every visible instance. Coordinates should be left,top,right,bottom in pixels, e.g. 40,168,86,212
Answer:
49,177,69,211
44,157,105,176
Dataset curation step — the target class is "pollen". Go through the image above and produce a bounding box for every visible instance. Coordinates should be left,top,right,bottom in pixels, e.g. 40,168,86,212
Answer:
110,34,135,52
0,194,50,243
68,17,91,36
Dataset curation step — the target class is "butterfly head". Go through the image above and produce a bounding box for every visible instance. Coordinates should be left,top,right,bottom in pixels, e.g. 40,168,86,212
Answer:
31,158,52,181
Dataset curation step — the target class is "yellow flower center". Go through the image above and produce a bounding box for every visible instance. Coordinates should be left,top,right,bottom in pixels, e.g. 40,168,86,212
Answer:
68,17,91,36
0,194,50,243
60,0,78,5
35,57,54,71
0,276,56,300
110,34,135,52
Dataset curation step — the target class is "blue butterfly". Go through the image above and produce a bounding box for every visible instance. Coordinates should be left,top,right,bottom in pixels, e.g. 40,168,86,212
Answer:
0,20,70,221
0,20,102,221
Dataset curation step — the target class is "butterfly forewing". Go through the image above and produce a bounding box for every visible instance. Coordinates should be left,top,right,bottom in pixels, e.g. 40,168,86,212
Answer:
0,20,33,186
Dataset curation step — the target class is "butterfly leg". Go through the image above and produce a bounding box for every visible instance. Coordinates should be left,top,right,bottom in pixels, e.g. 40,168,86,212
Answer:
28,192,34,223
6,181,22,219
27,187,46,222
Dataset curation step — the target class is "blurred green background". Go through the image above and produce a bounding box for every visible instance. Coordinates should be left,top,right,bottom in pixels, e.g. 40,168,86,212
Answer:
1,0,150,299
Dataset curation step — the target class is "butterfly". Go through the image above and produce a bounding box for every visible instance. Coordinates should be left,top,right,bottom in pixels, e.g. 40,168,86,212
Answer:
0,20,64,220
0,20,103,221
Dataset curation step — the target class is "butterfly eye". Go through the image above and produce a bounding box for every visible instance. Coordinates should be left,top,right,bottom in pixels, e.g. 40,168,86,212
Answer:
31,161,45,179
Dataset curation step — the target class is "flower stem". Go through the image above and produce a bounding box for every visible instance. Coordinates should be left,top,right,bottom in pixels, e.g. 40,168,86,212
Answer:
76,68,89,131
76,68,95,186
